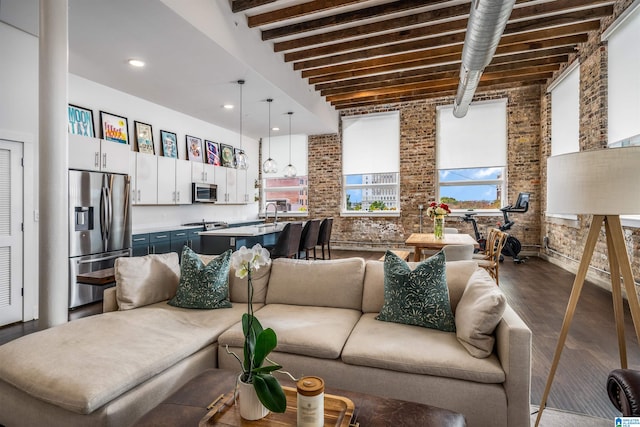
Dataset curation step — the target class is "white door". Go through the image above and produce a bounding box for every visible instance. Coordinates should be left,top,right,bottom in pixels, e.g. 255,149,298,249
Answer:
175,159,192,205
0,140,24,326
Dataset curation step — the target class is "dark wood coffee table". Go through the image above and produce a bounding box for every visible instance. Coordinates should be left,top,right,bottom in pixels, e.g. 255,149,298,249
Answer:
134,369,465,426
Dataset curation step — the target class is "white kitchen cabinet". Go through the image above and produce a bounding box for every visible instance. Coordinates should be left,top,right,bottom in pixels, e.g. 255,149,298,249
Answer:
191,162,216,184
214,166,227,202
131,152,158,205
236,169,249,203
225,167,238,203
157,157,192,205
214,167,250,204
175,159,192,205
69,133,129,174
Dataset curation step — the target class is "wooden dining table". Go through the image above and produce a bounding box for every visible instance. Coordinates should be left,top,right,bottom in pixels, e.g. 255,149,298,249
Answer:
405,233,479,262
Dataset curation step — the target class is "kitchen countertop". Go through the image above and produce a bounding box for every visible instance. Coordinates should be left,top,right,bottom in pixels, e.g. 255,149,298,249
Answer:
132,219,264,235
199,222,287,237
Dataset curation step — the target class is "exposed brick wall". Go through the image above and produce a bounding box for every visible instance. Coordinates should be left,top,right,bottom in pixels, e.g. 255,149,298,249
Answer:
541,0,640,291
297,85,542,251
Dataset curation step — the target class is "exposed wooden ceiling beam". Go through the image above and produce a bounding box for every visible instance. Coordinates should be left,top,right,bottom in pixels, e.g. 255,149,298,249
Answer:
247,0,368,27
294,20,598,71
261,0,452,40
232,0,276,13
320,56,565,97
331,77,548,109
309,45,576,85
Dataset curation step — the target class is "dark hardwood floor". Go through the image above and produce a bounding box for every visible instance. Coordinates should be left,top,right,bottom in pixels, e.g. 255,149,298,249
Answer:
0,250,634,419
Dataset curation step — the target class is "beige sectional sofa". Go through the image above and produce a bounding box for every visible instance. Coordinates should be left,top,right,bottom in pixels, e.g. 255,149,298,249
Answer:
0,254,531,427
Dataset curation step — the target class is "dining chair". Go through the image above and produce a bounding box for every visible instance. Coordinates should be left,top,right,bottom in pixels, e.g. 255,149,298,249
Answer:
476,229,508,285
316,218,334,260
267,222,303,259
442,244,475,261
298,219,321,260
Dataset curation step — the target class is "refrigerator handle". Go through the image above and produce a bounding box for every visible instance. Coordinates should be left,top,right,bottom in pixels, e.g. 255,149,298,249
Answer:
100,186,108,248
105,185,113,244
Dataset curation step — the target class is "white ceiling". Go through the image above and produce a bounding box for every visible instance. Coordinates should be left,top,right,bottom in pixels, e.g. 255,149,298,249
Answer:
1,0,339,140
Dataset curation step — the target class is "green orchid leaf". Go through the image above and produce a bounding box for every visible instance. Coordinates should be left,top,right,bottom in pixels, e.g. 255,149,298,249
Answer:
242,314,264,371
253,374,287,413
252,364,282,375
253,328,277,368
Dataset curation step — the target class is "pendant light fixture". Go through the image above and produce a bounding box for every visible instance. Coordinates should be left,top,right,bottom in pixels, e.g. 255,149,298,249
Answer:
283,111,297,178
234,79,248,170
262,98,278,174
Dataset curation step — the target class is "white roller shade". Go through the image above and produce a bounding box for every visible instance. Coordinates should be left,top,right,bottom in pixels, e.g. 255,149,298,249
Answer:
550,64,580,156
437,100,507,169
604,3,640,145
261,134,308,177
342,111,400,175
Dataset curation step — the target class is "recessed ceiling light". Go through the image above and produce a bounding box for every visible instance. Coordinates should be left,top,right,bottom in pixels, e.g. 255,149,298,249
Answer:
128,59,145,67
223,104,234,109
272,127,280,131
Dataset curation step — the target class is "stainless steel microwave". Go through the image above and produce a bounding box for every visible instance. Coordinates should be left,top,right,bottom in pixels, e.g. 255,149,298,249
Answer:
192,182,217,203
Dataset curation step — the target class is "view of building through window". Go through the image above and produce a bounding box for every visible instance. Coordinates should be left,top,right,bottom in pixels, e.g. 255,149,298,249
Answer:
344,172,399,211
263,176,308,212
438,167,503,210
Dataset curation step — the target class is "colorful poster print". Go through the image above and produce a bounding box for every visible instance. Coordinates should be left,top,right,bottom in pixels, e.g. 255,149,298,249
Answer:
186,135,203,162
205,140,220,166
220,144,234,168
160,130,178,159
134,121,155,155
100,111,129,144
68,104,95,137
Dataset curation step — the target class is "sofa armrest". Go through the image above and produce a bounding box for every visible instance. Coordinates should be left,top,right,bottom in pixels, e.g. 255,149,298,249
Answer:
495,305,532,427
103,287,118,312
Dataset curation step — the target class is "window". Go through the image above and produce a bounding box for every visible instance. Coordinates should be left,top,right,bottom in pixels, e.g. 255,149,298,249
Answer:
603,3,640,147
603,3,640,225
261,134,308,213
436,100,507,210
547,62,580,220
342,111,400,214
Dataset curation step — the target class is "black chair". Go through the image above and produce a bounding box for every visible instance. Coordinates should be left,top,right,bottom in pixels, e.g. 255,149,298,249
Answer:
316,218,333,260
298,219,321,260
267,222,302,259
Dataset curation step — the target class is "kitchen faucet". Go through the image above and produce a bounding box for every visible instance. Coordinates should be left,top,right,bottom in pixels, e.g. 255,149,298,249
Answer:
265,202,278,225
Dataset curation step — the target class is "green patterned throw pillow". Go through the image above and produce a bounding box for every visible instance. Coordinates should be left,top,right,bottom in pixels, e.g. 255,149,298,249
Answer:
168,247,232,309
376,250,456,332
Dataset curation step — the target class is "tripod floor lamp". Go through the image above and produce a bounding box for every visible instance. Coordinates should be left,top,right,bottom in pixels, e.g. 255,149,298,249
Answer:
536,146,640,426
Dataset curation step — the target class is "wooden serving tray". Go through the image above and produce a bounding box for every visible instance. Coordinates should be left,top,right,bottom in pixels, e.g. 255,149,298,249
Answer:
199,386,355,426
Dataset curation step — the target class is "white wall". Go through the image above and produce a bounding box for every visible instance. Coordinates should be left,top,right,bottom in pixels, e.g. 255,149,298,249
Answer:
0,21,39,321
69,74,260,228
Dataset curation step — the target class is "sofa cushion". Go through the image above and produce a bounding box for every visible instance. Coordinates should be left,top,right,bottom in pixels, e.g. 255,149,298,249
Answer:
456,269,506,358
218,304,362,359
169,248,232,309
0,302,252,414
376,251,456,332
342,313,505,384
199,253,271,304
115,252,180,310
266,258,365,310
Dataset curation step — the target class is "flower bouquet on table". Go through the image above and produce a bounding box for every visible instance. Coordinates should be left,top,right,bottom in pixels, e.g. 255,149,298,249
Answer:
426,202,451,239
227,244,287,419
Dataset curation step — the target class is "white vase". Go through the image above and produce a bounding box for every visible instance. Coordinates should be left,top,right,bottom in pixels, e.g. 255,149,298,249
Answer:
238,376,270,420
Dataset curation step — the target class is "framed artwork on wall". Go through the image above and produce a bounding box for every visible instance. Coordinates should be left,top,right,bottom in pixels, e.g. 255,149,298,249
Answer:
220,143,234,167
68,104,95,137
134,121,155,155
100,111,129,144
205,140,221,166
160,130,178,158
186,135,203,162
234,147,246,169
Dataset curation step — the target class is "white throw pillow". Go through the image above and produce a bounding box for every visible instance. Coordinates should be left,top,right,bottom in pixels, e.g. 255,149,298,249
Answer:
455,269,506,358
115,252,180,310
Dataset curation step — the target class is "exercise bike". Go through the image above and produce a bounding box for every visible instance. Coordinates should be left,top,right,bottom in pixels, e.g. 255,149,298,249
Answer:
461,192,529,264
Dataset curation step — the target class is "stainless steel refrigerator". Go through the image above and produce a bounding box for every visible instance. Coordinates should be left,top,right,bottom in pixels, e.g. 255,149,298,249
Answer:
69,170,131,308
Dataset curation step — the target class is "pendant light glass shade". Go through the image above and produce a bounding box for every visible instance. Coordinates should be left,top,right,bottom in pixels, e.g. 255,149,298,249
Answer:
283,111,297,178
262,98,278,174
234,80,249,170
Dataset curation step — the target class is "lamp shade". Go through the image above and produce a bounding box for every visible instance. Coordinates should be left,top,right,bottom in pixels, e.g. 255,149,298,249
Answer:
547,146,640,215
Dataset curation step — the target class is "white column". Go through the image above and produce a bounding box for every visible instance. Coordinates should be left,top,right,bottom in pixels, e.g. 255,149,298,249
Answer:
39,0,69,327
